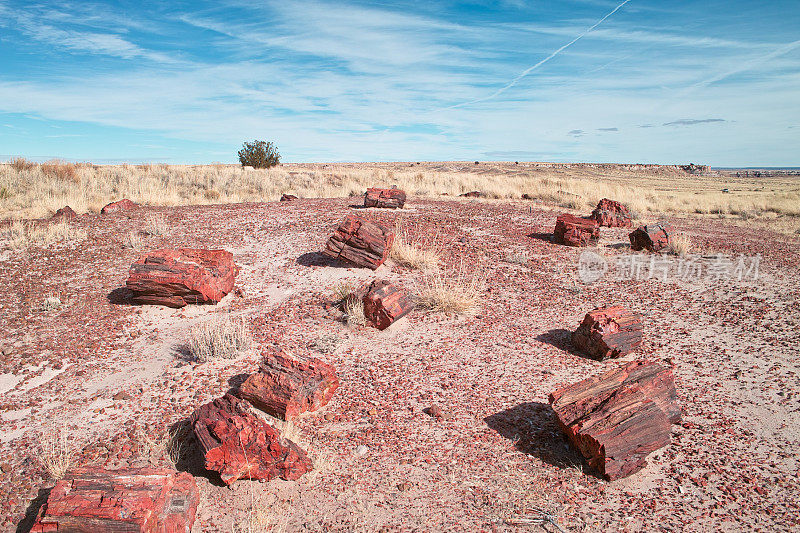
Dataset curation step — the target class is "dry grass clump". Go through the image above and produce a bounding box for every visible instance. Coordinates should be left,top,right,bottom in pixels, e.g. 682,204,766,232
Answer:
2,220,87,249
135,425,187,468
39,426,78,480
390,220,439,270
143,214,168,236
40,160,79,182
122,230,144,250
187,316,252,362
669,233,693,256
10,157,35,171
343,296,367,327
416,260,486,315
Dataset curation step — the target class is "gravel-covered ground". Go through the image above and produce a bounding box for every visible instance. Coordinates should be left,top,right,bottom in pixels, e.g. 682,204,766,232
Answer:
1,197,798,532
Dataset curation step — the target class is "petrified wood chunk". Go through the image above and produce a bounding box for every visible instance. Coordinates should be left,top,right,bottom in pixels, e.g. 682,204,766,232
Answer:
101,198,138,214
629,222,674,252
52,206,77,221
31,467,198,533
126,248,236,308
459,191,481,198
349,279,414,330
572,306,643,360
553,213,600,247
591,198,632,228
322,214,394,270
364,187,406,209
190,393,311,485
549,360,681,481
280,193,298,202
238,350,339,420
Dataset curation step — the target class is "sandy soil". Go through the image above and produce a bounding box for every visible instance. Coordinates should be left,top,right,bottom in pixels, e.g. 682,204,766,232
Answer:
1,196,799,532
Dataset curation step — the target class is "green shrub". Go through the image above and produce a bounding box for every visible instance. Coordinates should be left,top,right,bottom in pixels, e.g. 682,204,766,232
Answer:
238,140,280,169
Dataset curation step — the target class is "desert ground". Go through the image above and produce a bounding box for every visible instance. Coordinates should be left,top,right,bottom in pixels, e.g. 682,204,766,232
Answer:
0,162,799,532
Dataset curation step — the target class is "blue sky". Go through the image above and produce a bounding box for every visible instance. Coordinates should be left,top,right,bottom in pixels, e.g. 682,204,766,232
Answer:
1,0,798,165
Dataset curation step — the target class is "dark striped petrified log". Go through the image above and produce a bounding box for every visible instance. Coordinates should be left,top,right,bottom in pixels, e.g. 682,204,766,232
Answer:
322,214,394,269
364,187,406,208
549,360,681,481
237,350,339,421
629,222,674,252
572,305,643,360
553,213,600,247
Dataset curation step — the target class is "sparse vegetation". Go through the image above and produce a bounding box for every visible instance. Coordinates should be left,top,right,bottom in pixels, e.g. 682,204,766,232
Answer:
122,230,144,250
238,140,280,169
9,157,35,171
1,162,798,235
40,160,79,182
669,233,693,256
39,426,77,480
502,252,530,265
143,214,168,236
390,220,439,270
343,296,367,327
135,425,187,468
1,220,87,249
39,296,63,312
309,333,341,354
187,316,252,362
416,260,486,315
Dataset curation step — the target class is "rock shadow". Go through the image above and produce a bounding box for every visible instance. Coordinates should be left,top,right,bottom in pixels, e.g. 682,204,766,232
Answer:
527,232,553,243
16,487,51,533
107,287,133,305
168,419,226,487
535,328,586,358
484,402,589,474
296,251,350,268
606,242,630,250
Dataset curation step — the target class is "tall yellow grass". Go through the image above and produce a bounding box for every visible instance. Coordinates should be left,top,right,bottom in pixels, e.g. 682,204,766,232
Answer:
1,161,798,234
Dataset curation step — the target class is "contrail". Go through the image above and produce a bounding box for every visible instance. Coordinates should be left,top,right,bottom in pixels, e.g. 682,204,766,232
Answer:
447,0,632,109
689,39,800,92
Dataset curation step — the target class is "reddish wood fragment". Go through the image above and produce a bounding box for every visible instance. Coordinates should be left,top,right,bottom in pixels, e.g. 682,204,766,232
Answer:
629,222,674,252
322,214,394,270
572,306,643,360
553,213,599,247
364,188,406,208
348,279,414,330
101,199,138,214
31,467,198,533
126,248,236,307
549,360,681,480
190,393,311,485
238,350,339,420
591,198,632,227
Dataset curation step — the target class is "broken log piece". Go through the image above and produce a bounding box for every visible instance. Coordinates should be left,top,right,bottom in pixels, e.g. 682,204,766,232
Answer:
126,248,236,308
190,393,312,485
280,194,298,202
553,214,600,247
348,279,414,330
364,187,406,208
549,360,681,480
51,206,77,221
322,214,394,270
238,350,339,420
31,467,199,533
629,222,674,252
591,198,632,228
572,306,643,360
101,198,138,214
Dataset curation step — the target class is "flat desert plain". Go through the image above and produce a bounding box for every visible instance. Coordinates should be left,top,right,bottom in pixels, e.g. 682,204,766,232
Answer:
0,162,799,532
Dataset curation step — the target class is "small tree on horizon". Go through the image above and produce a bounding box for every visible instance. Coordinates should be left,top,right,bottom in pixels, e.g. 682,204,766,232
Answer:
238,140,280,169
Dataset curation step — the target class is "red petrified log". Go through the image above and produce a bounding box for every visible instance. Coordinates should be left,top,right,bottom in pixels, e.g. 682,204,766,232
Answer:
549,360,681,481
51,206,77,221
280,194,298,202
553,213,600,247
364,188,406,209
101,199,138,214
629,222,674,252
31,467,199,533
190,393,312,485
350,279,414,330
238,350,339,420
572,306,643,360
126,248,236,308
591,198,632,228
322,214,394,270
